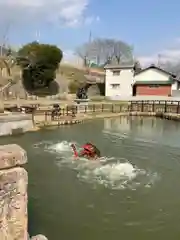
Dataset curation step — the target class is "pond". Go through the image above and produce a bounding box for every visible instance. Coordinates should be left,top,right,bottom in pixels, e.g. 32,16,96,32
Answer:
1,116,180,240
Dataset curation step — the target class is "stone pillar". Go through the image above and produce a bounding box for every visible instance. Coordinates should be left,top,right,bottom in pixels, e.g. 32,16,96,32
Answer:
0,144,28,240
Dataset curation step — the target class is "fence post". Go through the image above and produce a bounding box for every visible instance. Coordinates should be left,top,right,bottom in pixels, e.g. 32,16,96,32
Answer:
58,113,60,126
32,109,35,126
130,101,132,112
164,101,167,113
111,104,114,113
102,104,104,112
152,102,155,112
177,102,180,114
72,106,76,117
45,111,48,122
141,101,143,112
93,104,95,112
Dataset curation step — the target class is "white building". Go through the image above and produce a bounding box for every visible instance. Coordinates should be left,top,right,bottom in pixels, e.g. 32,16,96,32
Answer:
104,63,180,98
104,63,134,99
133,65,179,96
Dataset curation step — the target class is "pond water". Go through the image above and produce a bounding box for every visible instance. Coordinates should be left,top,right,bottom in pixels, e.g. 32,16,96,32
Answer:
1,116,180,240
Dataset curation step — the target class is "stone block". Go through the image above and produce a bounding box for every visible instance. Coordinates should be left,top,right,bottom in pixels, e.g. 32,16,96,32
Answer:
0,144,28,240
0,144,27,170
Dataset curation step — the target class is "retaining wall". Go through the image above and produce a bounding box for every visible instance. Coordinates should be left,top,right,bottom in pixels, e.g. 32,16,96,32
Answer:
0,114,33,136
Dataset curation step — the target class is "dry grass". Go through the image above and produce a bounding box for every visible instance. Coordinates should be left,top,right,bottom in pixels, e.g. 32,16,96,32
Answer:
58,64,87,83
58,64,104,82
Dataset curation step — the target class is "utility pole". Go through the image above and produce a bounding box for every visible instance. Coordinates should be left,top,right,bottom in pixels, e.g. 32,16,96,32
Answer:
157,54,162,67
35,30,40,43
89,30,92,44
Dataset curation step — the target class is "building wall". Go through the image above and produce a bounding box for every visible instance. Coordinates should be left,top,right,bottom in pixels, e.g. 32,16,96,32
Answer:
134,68,169,82
172,81,178,90
105,68,134,97
136,85,171,96
171,80,180,91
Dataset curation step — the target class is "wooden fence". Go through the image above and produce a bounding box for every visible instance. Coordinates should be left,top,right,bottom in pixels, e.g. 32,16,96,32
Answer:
7,100,180,124
35,101,180,122
130,101,180,114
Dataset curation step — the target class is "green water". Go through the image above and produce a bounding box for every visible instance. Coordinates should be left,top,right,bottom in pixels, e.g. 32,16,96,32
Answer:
1,116,180,239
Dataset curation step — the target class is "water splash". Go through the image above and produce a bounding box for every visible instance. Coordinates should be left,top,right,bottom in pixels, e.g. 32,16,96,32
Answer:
48,141,72,153
34,140,160,190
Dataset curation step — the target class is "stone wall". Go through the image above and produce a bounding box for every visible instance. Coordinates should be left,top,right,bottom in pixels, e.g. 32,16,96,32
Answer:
0,144,47,240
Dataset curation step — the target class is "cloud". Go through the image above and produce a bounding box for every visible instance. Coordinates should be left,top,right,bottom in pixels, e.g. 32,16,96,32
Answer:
0,0,98,29
138,38,180,67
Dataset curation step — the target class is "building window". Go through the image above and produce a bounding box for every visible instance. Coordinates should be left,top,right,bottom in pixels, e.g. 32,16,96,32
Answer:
111,84,120,89
112,70,121,76
149,85,160,88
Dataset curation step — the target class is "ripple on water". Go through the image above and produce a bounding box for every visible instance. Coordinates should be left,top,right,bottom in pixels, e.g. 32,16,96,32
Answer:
33,140,160,190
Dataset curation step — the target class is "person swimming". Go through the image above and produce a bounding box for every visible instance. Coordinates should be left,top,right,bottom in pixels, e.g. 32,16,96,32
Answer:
71,143,100,159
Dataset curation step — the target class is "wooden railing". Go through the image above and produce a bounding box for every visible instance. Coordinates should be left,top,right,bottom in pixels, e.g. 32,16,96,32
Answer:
129,100,180,114
6,101,180,123
38,101,180,122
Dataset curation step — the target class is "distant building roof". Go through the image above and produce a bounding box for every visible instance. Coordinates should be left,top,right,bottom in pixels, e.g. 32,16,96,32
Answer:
104,61,134,69
135,64,177,78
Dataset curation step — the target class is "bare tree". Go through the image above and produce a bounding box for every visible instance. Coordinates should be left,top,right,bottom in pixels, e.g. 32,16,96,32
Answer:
76,38,133,66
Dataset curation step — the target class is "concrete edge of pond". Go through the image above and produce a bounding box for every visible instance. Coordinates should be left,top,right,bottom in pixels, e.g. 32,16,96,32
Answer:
15,111,180,132
34,111,180,130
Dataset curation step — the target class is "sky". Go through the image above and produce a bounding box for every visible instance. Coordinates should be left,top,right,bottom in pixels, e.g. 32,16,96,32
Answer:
1,0,180,66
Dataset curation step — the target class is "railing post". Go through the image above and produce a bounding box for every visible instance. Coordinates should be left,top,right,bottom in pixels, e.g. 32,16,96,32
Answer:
85,105,87,113
32,109,35,126
152,101,155,112
93,104,95,112
111,104,114,113
177,101,180,114
164,101,167,113
141,101,143,112
58,113,60,126
72,106,76,117
45,111,48,122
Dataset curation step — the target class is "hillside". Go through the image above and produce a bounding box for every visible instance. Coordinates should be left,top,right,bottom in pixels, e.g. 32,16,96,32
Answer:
58,64,87,83
59,63,104,81
0,60,105,98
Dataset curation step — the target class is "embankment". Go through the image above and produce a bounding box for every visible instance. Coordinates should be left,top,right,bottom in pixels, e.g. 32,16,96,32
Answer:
0,144,47,240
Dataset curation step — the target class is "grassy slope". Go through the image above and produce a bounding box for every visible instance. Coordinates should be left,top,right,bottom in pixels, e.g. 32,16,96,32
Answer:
59,64,87,83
